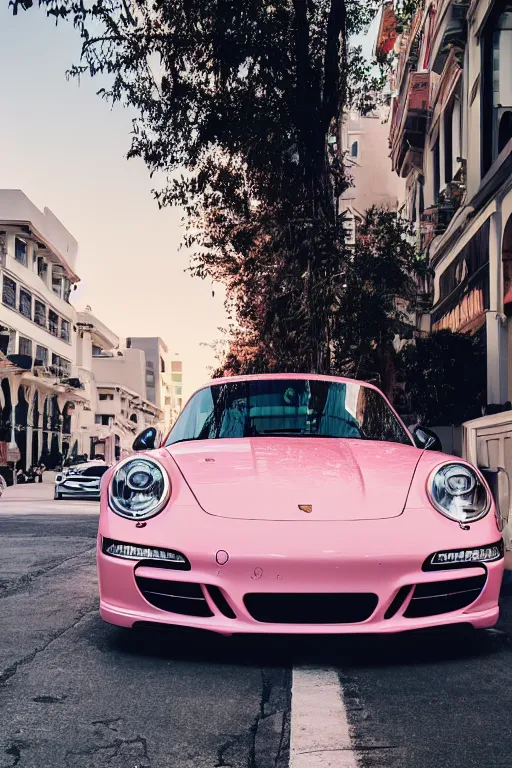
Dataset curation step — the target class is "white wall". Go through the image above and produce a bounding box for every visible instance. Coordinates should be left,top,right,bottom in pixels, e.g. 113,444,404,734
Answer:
0,189,78,273
92,348,147,398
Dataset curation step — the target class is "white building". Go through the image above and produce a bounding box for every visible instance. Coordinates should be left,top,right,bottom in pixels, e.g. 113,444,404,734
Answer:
0,190,162,473
0,190,84,470
75,310,162,464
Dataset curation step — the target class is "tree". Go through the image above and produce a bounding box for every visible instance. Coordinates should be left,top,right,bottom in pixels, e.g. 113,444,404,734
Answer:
397,330,487,426
212,207,428,398
12,0,385,375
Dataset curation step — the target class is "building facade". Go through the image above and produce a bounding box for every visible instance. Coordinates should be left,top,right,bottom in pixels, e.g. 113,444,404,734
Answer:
339,109,406,243
75,310,162,464
377,0,512,408
127,337,182,431
0,190,162,474
0,190,84,470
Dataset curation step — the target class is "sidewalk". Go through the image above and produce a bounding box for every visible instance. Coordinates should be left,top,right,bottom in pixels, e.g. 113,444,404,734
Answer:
1,482,53,502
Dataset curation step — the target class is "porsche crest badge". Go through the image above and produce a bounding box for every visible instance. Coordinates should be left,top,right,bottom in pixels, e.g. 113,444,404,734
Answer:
298,504,312,514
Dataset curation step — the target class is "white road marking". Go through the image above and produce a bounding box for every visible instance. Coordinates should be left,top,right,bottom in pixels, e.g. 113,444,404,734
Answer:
290,667,357,768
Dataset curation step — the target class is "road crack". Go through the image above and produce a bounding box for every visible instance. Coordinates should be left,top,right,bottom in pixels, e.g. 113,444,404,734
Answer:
0,544,96,599
0,604,98,687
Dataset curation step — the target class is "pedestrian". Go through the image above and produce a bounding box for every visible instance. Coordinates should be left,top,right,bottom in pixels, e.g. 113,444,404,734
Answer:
36,462,46,483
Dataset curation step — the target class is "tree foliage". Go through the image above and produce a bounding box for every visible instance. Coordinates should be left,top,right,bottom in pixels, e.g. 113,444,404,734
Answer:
13,0,411,382
397,330,486,426
212,207,427,396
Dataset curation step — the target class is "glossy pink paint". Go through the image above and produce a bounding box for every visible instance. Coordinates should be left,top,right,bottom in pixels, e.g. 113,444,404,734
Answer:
97,374,504,635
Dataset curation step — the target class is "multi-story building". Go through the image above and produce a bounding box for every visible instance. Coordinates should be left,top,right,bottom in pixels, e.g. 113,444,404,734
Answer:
377,0,512,409
127,337,182,430
0,190,162,473
76,310,162,463
170,359,183,418
339,108,406,243
0,190,84,469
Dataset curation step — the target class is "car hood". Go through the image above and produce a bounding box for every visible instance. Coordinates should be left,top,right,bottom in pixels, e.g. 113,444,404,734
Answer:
166,438,422,521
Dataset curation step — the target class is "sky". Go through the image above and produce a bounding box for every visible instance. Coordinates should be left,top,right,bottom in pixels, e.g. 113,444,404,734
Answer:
0,5,378,398
0,5,229,398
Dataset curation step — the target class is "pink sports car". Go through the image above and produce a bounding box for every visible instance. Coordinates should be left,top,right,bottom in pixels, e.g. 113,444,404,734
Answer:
97,374,504,635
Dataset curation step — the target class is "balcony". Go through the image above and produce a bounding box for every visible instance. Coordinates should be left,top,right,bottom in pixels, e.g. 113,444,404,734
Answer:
420,199,458,251
390,72,434,177
429,1,469,74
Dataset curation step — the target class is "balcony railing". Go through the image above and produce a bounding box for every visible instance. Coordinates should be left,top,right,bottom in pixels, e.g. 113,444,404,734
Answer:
390,71,434,176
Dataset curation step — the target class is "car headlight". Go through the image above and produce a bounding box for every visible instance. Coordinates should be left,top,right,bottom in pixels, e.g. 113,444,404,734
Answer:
108,457,170,520
428,463,490,523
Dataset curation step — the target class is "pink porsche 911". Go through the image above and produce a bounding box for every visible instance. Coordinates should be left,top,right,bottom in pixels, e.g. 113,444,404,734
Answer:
97,373,504,635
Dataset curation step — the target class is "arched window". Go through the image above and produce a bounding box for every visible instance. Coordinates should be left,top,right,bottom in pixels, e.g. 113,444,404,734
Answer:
350,141,359,159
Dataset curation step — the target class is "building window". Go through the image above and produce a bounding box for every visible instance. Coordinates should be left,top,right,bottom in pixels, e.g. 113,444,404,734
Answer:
0,328,16,355
2,277,16,308
171,361,182,372
350,140,359,159
95,414,113,426
444,102,454,185
37,256,48,283
433,137,441,203
18,336,32,357
14,237,27,266
92,345,102,357
34,300,47,328
482,3,512,174
19,289,32,319
165,396,172,406
171,372,182,383
99,393,114,401
52,270,63,297
174,386,182,396
160,356,166,373
52,353,71,376
35,345,48,366
49,310,59,336
60,319,71,342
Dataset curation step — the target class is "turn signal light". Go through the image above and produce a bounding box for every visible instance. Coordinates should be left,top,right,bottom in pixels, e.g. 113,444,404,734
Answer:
423,541,503,570
102,538,190,568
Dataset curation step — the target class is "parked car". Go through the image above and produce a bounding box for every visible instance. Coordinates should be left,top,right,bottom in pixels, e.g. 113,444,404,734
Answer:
55,460,110,501
97,374,504,635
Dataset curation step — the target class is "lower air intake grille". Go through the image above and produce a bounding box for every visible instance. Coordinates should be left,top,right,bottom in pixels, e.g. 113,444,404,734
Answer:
404,574,487,619
205,585,237,619
244,593,378,624
135,577,213,617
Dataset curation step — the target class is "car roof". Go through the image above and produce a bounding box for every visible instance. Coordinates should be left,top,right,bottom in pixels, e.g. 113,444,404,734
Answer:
193,373,381,395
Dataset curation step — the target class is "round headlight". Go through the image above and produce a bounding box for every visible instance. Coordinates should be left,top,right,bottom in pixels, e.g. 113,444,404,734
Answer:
109,457,170,520
428,463,490,523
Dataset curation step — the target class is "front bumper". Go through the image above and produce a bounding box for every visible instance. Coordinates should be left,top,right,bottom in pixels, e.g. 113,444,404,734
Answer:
97,506,503,635
57,482,100,498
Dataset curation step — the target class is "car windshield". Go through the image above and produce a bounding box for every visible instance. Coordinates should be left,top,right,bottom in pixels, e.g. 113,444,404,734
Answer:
166,379,412,446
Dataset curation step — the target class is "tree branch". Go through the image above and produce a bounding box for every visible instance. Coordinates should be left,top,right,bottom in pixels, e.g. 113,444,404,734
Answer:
322,0,346,130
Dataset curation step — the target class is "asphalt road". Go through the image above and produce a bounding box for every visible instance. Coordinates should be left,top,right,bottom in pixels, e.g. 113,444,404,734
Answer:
2,485,512,768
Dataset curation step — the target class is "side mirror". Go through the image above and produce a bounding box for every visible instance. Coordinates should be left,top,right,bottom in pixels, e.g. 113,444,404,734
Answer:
412,425,442,452
132,427,158,452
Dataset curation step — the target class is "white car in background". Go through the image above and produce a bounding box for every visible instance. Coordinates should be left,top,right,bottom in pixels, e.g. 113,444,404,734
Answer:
54,460,110,501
